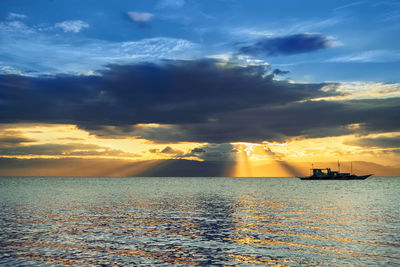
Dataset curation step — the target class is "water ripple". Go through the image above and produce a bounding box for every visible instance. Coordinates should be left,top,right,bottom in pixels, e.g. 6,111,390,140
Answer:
1,177,400,265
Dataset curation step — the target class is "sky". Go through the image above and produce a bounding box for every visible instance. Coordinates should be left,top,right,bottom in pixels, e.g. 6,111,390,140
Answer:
1,0,400,176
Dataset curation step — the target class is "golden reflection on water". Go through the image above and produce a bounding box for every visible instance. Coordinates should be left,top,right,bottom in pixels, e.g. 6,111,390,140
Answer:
1,198,369,266
221,195,381,261
228,253,297,266
1,177,399,265
5,197,357,266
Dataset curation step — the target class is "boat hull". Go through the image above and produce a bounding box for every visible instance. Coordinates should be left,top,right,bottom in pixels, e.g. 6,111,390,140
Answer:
298,174,372,180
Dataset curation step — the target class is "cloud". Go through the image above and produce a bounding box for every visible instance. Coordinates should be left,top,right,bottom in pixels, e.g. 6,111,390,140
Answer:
1,59,399,143
185,143,235,161
148,146,184,155
0,128,36,147
273,69,290,76
0,142,139,157
231,17,343,40
328,50,400,63
0,136,35,147
0,31,197,75
239,33,337,56
0,143,93,156
127,12,154,23
191,148,205,153
55,20,89,33
117,97,400,143
161,146,184,155
0,17,196,75
314,82,400,101
7,12,27,20
333,1,366,11
0,20,35,33
344,135,400,148
0,17,88,35
0,59,330,127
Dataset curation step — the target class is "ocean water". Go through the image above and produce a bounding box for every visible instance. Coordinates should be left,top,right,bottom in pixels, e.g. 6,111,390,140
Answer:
0,177,399,266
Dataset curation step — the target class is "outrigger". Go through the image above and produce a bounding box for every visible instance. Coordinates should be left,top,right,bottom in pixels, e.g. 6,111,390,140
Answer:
297,162,372,180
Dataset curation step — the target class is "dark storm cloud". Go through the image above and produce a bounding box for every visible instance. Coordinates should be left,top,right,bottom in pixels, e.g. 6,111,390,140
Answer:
102,97,400,143
120,97,399,143
170,98,400,143
0,59,331,126
239,33,335,56
1,59,399,143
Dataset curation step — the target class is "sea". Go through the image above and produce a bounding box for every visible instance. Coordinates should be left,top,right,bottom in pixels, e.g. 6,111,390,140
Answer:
0,176,399,266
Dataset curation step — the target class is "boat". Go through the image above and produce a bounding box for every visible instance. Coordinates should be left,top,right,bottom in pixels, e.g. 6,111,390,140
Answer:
297,162,372,180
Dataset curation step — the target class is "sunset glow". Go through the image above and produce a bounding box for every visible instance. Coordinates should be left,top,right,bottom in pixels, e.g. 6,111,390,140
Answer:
1,122,399,176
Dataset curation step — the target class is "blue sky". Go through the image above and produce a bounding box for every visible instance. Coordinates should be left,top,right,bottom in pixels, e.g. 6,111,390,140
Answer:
1,0,400,82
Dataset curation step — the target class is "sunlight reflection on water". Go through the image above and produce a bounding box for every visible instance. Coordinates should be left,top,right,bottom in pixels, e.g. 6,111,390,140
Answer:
0,177,400,265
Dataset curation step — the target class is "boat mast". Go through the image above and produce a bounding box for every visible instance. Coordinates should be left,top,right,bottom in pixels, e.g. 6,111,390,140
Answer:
351,161,352,175
338,160,340,172
311,163,314,176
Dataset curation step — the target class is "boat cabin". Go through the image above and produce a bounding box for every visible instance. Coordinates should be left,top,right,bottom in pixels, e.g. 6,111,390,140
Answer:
311,168,350,177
